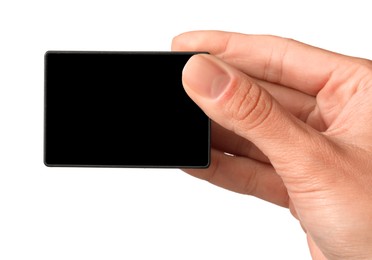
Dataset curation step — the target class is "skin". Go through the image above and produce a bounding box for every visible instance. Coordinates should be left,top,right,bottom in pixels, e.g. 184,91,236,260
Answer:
171,31,372,259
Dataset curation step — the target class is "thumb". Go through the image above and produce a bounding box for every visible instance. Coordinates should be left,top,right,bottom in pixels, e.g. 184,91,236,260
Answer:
182,54,332,174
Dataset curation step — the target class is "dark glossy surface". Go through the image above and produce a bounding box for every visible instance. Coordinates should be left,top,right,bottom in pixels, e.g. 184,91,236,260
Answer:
44,52,210,168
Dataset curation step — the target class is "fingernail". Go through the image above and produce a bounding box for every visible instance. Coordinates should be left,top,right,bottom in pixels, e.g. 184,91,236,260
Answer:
183,55,230,99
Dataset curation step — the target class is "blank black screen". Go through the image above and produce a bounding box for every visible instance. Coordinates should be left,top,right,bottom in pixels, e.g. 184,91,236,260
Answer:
44,52,210,168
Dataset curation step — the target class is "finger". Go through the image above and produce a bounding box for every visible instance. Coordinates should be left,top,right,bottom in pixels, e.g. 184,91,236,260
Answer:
255,79,318,127
211,81,317,161
182,54,333,179
211,121,270,163
173,30,344,96
183,148,289,207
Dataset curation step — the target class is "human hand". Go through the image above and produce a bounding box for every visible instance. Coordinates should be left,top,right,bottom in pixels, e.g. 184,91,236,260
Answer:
172,31,372,260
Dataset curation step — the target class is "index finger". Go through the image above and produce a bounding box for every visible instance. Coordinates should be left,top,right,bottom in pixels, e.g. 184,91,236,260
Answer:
172,30,346,96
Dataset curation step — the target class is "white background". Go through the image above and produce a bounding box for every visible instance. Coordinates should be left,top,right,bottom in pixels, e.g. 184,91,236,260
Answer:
1,1,371,259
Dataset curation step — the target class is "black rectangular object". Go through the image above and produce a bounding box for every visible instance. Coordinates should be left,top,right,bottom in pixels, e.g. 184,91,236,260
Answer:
44,51,210,168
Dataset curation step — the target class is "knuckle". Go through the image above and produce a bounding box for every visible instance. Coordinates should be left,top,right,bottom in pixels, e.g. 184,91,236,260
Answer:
355,57,372,71
225,77,273,130
262,36,293,83
242,165,259,195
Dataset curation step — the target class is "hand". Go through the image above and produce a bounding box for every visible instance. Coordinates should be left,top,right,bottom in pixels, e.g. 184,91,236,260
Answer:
172,31,372,260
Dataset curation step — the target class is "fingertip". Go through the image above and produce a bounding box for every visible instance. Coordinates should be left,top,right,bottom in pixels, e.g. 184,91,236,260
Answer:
172,30,229,51
171,35,182,51
182,54,231,100
171,31,194,51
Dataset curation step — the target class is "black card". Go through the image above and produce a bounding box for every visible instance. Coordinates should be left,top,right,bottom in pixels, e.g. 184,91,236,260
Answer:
44,51,210,168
